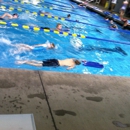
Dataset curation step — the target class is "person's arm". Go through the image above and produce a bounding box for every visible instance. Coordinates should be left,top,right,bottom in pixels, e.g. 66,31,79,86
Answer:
79,3,83,6
70,4,75,9
0,13,12,19
67,65,75,70
32,44,45,47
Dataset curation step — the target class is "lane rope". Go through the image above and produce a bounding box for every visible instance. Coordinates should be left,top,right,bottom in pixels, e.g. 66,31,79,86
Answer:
10,0,72,9
44,0,72,6
40,1,72,9
0,20,130,45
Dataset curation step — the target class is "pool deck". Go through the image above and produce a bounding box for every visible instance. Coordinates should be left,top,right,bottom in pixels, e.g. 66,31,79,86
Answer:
0,68,130,130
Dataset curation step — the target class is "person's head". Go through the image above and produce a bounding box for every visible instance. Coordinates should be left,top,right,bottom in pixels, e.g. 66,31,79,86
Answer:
111,24,117,29
56,23,62,31
124,0,128,5
105,17,109,21
74,59,81,65
110,24,117,29
13,13,18,19
47,43,55,49
110,20,114,24
67,14,71,18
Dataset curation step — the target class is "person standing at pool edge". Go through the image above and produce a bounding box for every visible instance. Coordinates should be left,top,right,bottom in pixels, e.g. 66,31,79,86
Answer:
120,0,128,18
16,58,81,70
110,0,117,12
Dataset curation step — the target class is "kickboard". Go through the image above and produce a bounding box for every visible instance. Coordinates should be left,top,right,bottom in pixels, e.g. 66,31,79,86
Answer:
82,61,104,68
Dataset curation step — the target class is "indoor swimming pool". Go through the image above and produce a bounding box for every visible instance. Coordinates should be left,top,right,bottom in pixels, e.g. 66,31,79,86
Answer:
0,0,130,76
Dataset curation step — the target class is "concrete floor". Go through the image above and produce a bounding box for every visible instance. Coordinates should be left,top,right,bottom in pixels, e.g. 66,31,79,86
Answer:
0,68,130,130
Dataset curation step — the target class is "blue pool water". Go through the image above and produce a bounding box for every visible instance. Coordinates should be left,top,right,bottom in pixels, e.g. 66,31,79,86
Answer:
0,0,130,76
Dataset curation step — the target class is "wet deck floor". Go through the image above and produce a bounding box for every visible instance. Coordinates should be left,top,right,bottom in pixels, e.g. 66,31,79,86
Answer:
0,68,130,130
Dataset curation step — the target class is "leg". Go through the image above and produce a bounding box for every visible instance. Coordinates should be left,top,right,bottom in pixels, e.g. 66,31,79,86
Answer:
25,61,43,67
120,10,125,19
110,3,115,12
17,44,34,50
16,60,43,67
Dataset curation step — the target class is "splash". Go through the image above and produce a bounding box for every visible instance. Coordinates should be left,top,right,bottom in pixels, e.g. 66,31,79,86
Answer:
0,37,11,45
70,38,83,49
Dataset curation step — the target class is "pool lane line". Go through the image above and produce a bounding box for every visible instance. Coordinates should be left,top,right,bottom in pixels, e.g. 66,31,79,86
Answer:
0,20,130,45
41,0,75,9
40,0,72,8
10,0,72,9
39,0,72,8
44,0,72,6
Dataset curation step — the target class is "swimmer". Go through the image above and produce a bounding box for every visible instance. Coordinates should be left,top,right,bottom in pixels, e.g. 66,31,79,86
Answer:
110,20,118,29
16,58,81,70
41,23,69,32
70,4,75,9
109,20,118,29
105,16,110,21
55,23,62,31
0,13,18,20
38,11,51,15
40,23,62,31
67,14,71,19
55,23,69,32
110,24,118,29
16,42,55,51
105,18,118,29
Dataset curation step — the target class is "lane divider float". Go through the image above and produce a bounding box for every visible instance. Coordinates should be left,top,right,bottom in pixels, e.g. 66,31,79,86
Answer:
0,20,86,38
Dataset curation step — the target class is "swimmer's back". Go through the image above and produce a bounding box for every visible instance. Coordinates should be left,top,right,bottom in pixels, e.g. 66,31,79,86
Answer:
32,46,46,51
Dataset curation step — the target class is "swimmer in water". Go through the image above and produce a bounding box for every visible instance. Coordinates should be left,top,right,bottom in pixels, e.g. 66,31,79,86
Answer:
16,42,55,51
0,13,18,20
16,58,81,70
67,14,71,19
55,23,62,31
41,23,69,32
55,23,69,32
40,23,62,31
38,11,51,15
109,20,118,29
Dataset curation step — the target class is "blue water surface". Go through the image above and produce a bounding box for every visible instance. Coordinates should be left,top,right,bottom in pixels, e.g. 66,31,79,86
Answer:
0,0,130,76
